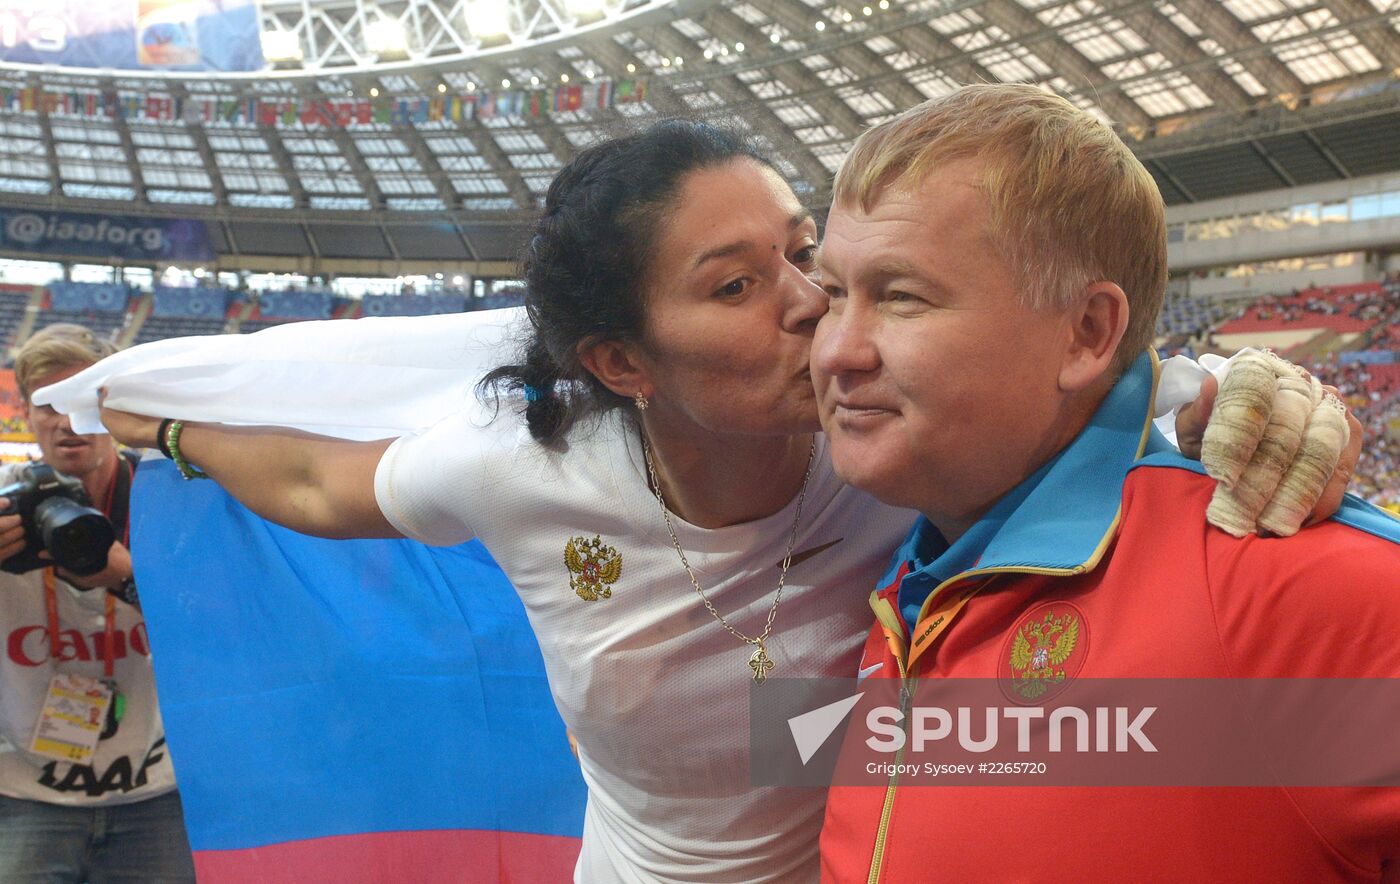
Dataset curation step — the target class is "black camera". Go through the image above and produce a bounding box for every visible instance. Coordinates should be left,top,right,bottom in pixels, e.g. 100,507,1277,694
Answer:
0,463,115,577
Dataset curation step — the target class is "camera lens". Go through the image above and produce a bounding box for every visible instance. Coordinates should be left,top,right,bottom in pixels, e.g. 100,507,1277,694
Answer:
34,497,115,576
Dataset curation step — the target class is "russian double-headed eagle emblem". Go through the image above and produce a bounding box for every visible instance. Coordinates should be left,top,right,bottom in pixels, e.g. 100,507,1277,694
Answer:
1005,605,1086,702
564,535,622,601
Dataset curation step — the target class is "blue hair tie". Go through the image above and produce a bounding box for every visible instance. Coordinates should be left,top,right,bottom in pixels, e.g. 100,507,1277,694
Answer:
524,384,545,402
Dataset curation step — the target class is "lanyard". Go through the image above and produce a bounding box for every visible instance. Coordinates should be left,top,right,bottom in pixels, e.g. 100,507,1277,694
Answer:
44,568,116,680
904,576,998,673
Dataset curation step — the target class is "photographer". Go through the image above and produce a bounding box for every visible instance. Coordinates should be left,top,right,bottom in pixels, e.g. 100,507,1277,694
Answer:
0,325,194,882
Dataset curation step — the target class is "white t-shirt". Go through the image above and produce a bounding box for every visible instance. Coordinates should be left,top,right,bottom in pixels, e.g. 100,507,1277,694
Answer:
375,405,916,883
0,568,176,806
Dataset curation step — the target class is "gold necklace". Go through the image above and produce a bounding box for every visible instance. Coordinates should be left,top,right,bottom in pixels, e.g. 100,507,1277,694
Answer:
642,435,818,684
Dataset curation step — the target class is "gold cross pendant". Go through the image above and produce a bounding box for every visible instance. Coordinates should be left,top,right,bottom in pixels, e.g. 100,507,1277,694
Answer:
748,645,774,684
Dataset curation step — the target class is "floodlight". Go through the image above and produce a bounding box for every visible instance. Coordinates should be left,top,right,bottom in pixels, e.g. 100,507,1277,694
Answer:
365,17,408,58
567,0,608,23
467,1,512,42
261,30,303,65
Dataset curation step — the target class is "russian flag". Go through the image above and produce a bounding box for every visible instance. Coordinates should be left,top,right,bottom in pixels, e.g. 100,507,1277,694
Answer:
131,457,586,882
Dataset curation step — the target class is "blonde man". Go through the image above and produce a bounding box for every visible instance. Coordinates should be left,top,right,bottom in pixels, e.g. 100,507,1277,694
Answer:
0,324,194,883
814,85,1400,881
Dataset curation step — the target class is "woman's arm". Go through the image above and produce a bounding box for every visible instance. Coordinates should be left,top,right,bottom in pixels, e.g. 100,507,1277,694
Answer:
100,406,398,540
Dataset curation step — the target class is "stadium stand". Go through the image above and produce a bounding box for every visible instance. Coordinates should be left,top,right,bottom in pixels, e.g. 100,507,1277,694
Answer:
1155,289,1235,339
1217,282,1387,335
1207,282,1394,359
28,308,127,341
1311,357,1400,511
1364,273,1400,352
1153,272,1399,512
1144,266,1398,513
131,314,229,345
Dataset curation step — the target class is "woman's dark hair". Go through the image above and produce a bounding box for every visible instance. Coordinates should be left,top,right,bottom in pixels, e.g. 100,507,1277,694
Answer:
478,119,774,446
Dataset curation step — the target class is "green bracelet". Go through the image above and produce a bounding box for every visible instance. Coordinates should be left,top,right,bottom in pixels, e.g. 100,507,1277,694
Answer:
165,420,210,481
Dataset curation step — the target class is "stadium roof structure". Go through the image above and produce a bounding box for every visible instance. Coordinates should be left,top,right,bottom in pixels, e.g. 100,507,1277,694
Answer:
1,0,1399,265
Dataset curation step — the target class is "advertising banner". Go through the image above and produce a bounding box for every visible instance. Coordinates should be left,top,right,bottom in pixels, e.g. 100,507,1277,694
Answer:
49,281,132,315
153,285,228,320
361,293,468,317
0,209,214,262
0,0,264,72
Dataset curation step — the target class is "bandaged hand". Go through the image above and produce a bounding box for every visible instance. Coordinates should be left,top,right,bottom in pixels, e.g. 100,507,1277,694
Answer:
1191,350,1361,537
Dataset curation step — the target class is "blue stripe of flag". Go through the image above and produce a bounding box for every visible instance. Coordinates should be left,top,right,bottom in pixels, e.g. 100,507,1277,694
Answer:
130,458,586,851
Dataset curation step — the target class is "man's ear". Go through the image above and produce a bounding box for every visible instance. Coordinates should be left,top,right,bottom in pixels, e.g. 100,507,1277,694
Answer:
578,337,653,401
1059,281,1130,393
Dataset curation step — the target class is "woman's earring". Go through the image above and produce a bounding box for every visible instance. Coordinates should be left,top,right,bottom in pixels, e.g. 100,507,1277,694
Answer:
634,391,649,412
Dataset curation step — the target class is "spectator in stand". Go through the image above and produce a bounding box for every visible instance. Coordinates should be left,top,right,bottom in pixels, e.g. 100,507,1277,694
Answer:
1308,358,1400,511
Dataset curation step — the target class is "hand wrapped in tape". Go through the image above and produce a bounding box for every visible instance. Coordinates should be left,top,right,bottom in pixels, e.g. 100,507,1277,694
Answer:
1193,350,1354,537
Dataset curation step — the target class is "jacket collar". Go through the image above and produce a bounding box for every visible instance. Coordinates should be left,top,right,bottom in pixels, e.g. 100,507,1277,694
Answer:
887,348,1164,590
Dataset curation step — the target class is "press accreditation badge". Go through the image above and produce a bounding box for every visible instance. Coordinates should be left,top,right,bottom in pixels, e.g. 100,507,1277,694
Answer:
29,673,114,764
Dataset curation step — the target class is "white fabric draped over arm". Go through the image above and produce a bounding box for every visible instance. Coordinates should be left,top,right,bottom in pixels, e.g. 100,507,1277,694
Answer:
31,307,528,441
1152,350,1251,446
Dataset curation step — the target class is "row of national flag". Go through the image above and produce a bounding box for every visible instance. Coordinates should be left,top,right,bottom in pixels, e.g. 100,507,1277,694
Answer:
0,79,648,128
